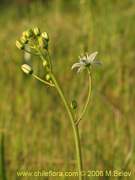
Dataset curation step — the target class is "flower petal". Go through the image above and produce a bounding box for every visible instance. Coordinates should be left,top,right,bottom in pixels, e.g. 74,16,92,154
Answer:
80,59,87,65
91,60,101,65
71,63,81,69
87,51,98,63
77,66,85,73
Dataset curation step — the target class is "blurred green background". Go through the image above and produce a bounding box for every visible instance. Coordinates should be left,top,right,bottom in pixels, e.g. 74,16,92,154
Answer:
0,0,135,179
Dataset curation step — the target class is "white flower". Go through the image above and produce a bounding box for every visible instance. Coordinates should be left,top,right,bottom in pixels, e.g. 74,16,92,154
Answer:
71,51,101,73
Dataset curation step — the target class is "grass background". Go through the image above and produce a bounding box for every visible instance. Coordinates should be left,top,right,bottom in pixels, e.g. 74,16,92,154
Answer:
0,0,135,179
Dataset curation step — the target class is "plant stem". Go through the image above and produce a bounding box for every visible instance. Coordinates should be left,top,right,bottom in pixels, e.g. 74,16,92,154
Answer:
76,68,91,125
32,74,54,87
24,49,39,56
39,50,52,71
50,73,83,180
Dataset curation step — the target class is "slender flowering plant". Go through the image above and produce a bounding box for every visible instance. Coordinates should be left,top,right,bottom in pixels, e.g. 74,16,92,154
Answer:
16,27,101,180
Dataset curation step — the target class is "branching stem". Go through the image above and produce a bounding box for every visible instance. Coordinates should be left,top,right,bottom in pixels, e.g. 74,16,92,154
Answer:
50,73,83,180
24,49,39,56
76,68,91,125
32,74,54,87
38,51,83,180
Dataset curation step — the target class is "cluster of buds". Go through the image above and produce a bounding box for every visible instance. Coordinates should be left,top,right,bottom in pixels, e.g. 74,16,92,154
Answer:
16,27,49,51
16,27,51,77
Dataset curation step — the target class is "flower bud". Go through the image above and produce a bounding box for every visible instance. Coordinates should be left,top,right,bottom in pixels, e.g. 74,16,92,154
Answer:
33,27,40,36
71,100,78,110
16,40,24,50
42,32,49,41
43,60,48,67
22,31,27,38
45,74,51,81
38,37,48,49
20,36,28,44
21,64,33,75
25,29,34,38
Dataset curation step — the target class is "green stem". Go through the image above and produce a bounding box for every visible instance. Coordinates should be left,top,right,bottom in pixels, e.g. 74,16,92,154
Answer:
76,68,91,125
39,50,52,71
50,73,83,180
24,49,39,56
32,74,54,87
46,51,53,72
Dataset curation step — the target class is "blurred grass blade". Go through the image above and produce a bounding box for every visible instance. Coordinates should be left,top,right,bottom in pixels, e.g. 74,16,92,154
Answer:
0,133,7,180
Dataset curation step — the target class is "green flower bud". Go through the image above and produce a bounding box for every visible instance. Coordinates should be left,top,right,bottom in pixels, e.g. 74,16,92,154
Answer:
42,32,49,41
21,64,33,75
71,100,78,110
20,36,28,44
43,60,48,67
22,31,27,38
16,40,24,50
33,27,40,36
25,29,34,38
45,74,51,81
38,37,48,49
